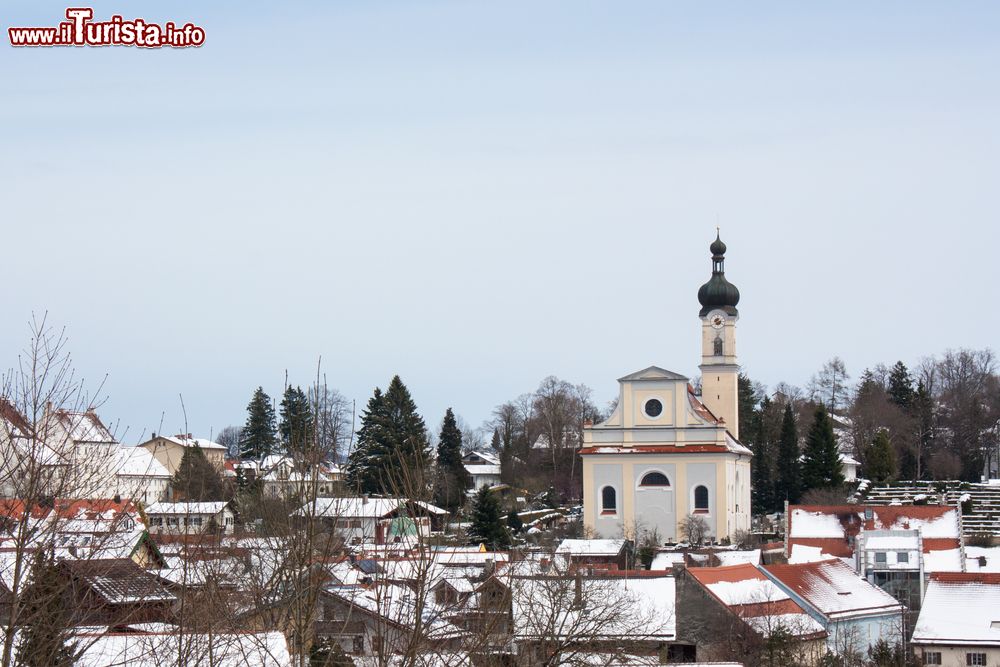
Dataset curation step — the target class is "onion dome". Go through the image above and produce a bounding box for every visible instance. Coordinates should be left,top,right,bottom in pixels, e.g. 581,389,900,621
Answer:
698,231,740,316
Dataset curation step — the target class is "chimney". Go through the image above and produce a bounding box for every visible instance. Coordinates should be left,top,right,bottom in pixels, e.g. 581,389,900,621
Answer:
362,494,368,505
572,571,583,609
484,558,496,578
151,432,156,439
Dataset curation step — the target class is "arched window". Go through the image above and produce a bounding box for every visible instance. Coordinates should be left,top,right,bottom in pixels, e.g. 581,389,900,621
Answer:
600,486,617,514
694,485,710,513
714,337,723,356
639,471,670,487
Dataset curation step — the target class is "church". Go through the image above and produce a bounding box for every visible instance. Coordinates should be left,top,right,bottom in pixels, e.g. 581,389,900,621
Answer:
580,233,752,543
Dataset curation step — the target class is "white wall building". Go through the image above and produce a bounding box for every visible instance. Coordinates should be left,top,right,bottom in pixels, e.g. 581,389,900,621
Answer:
145,501,235,535
462,450,501,491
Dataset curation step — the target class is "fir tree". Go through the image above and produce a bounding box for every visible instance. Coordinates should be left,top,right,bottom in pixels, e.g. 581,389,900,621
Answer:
172,444,226,502
801,404,845,491
434,408,472,512
489,428,501,453
468,486,510,549
887,361,914,410
241,387,277,460
866,429,896,483
280,385,314,456
16,552,78,667
507,508,523,533
775,403,802,505
345,376,430,495
737,373,762,443
750,395,775,514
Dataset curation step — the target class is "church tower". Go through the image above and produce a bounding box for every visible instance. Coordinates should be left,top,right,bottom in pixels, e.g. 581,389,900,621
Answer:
697,231,741,439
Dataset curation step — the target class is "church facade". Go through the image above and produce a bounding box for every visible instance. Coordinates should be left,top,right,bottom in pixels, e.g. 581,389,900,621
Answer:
580,234,752,543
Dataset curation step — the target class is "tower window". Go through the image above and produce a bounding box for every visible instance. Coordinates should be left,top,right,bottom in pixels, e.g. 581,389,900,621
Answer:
639,472,670,487
600,486,617,514
714,337,723,356
694,485,709,513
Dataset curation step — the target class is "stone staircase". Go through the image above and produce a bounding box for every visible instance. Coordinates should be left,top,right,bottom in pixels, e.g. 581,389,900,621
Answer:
863,481,1000,539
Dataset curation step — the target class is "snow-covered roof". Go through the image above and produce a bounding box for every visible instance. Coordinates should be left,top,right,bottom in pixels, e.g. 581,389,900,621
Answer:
155,434,226,450
716,549,762,566
512,572,675,641
965,546,1000,573
555,538,626,557
114,446,170,478
74,630,291,666
764,559,902,620
650,552,686,569
295,497,446,519
145,501,230,516
50,410,116,444
912,573,1000,646
462,450,500,465
688,564,826,640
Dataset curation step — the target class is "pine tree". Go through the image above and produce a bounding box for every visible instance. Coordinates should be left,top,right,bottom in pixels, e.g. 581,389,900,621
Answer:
280,385,314,457
866,429,896,483
750,395,775,514
468,486,510,549
345,376,431,496
172,444,226,502
434,408,472,512
507,508,523,533
241,387,277,460
738,373,762,443
775,403,802,505
16,552,78,667
887,361,914,410
801,404,845,491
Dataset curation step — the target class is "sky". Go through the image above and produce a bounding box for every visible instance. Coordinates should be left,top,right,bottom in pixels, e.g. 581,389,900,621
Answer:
2,2,999,446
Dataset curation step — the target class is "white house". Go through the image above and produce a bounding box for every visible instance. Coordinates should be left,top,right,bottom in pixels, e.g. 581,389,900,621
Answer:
295,497,448,545
911,572,1000,667
145,501,235,535
109,446,172,505
235,455,336,499
461,450,501,491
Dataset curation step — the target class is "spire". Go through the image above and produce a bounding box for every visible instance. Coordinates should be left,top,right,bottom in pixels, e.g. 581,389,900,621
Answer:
697,231,740,317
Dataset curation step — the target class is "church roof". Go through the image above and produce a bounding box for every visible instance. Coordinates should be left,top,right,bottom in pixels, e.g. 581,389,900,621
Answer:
617,366,689,382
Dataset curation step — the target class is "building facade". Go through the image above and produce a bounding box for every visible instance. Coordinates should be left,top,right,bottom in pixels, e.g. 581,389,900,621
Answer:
581,234,751,543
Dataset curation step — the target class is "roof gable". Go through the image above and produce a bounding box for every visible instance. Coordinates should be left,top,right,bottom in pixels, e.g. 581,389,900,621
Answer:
617,366,689,382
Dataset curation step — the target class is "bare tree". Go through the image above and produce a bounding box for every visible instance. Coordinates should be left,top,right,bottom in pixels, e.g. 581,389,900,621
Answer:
809,357,850,414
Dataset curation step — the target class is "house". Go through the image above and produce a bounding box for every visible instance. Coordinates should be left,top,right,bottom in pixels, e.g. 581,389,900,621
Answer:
910,572,1000,667
145,501,235,535
580,234,751,543
0,399,68,497
785,504,963,609
38,408,120,496
554,538,631,570
59,558,176,626
235,455,336,499
763,559,905,656
110,446,171,504
511,569,678,662
461,450,501,491
680,563,827,665
295,497,448,545
139,433,227,475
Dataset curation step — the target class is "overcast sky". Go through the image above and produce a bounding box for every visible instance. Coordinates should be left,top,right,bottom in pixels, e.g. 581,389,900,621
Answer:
3,2,998,446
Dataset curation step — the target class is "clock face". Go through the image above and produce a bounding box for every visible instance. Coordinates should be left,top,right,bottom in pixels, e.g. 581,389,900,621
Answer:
710,314,725,329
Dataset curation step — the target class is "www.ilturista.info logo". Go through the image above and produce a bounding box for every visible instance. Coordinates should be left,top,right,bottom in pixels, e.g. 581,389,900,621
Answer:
8,8,205,48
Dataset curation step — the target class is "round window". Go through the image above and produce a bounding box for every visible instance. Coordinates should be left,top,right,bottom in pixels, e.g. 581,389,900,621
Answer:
644,399,663,418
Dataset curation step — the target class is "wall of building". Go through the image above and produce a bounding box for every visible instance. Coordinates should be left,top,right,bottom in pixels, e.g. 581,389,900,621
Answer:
915,645,1000,667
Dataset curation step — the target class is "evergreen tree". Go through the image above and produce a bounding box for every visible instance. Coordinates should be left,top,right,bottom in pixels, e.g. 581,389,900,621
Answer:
887,361,914,410
345,376,430,496
507,508,523,533
16,552,78,667
750,396,775,514
489,428,501,453
775,403,802,505
737,373,762,443
468,486,510,549
241,387,277,460
801,404,845,491
434,408,472,512
866,429,896,483
172,444,226,502
280,385,314,457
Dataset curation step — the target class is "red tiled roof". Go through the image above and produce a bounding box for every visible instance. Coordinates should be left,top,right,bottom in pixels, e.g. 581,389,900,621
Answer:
579,444,732,455
785,537,855,558
929,572,1000,584
0,399,32,435
688,562,764,585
